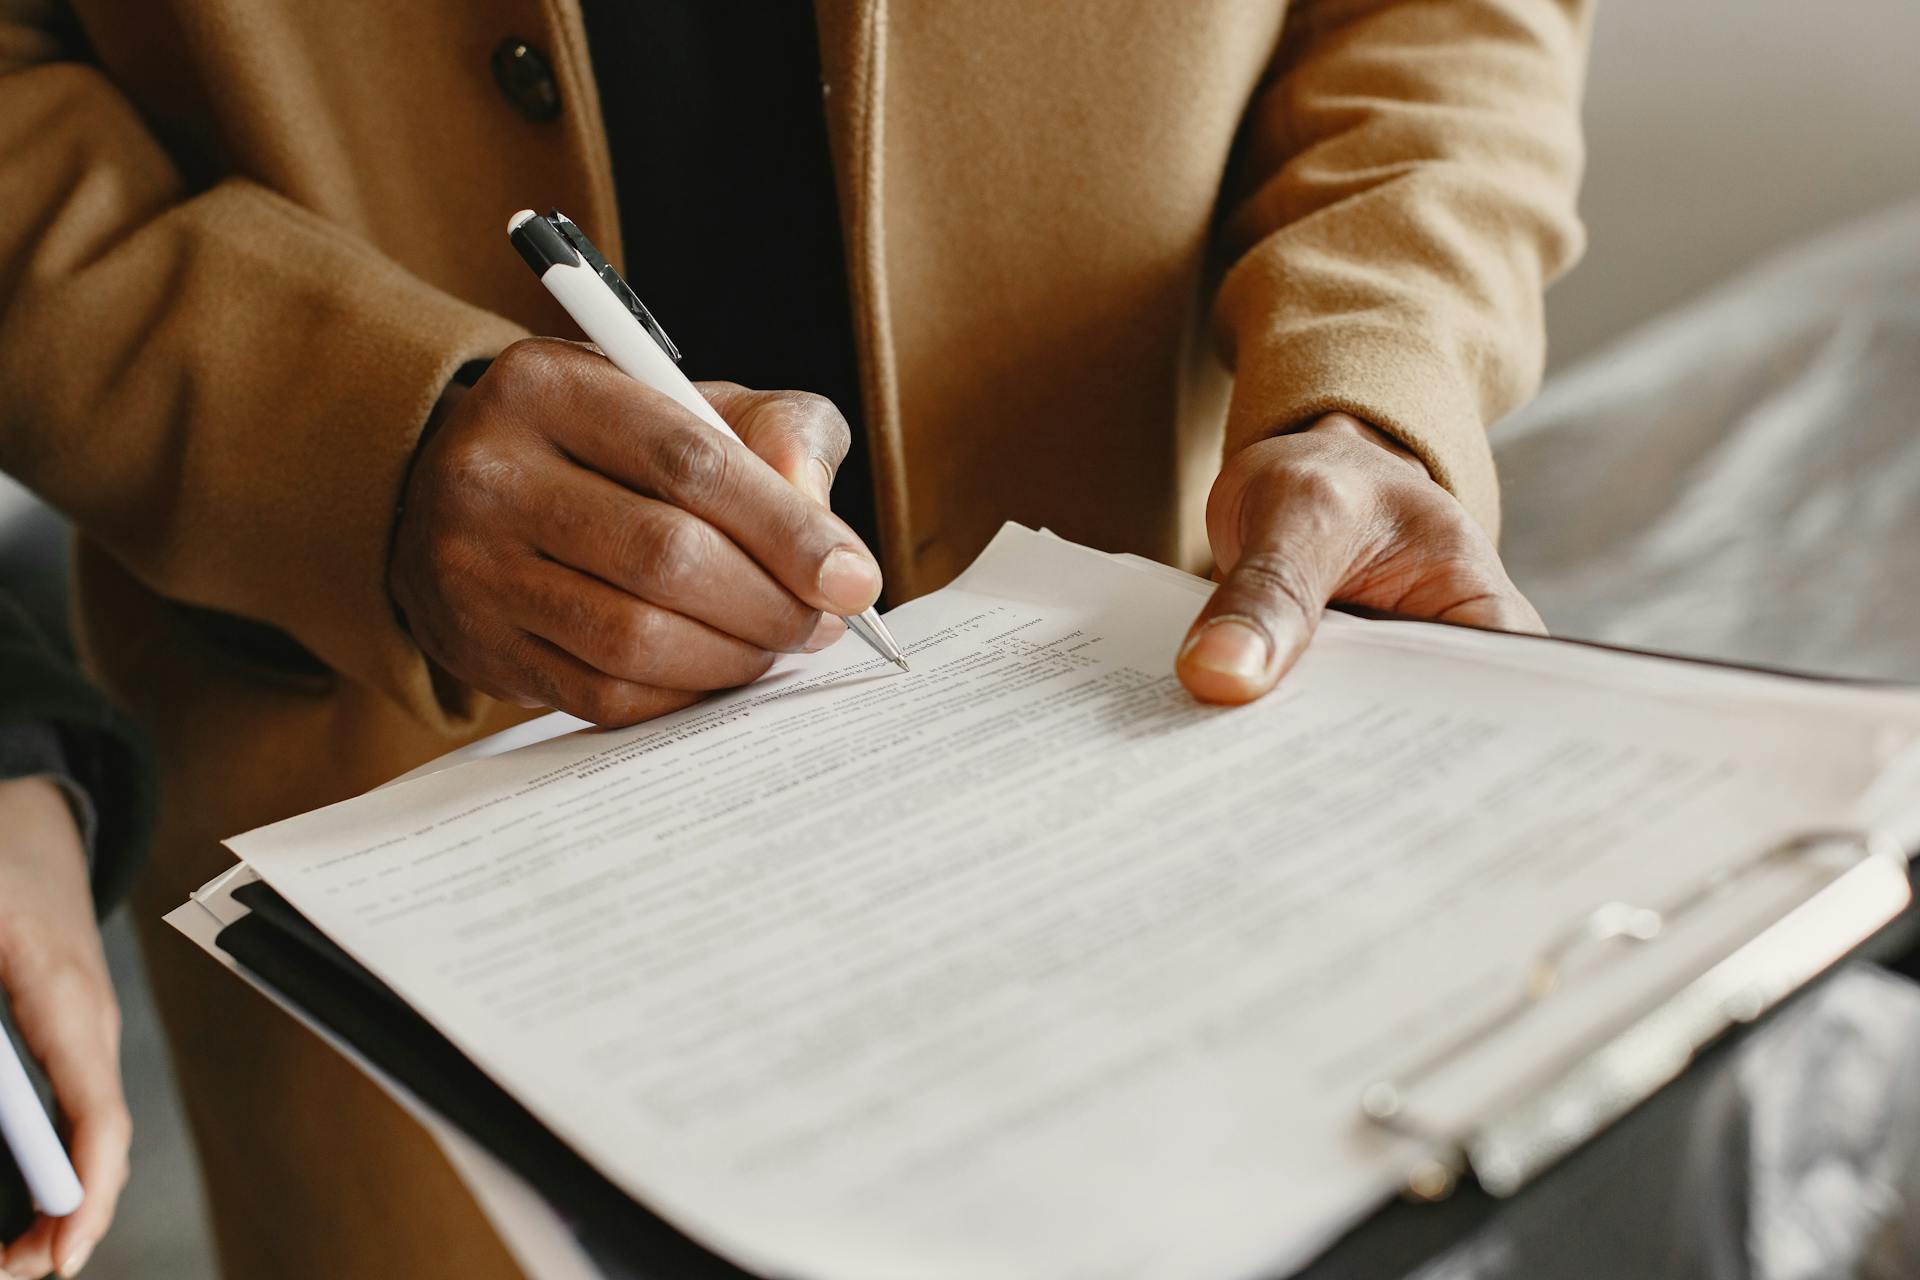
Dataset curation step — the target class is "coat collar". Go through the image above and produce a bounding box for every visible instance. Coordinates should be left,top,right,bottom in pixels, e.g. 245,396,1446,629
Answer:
547,0,919,591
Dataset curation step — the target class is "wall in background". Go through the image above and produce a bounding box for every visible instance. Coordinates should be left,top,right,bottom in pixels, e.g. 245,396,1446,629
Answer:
1544,0,1920,369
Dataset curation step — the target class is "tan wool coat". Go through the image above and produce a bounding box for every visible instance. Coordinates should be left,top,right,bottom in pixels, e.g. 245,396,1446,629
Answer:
0,0,1587,1274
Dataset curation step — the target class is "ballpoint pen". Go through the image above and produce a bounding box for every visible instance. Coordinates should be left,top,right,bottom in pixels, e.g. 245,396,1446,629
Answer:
0,1022,83,1219
507,209,908,672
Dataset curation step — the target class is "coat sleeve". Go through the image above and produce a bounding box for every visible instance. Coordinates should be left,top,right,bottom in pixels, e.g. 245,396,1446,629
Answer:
1213,0,1591,536
0,0,527,729
0,592,153,915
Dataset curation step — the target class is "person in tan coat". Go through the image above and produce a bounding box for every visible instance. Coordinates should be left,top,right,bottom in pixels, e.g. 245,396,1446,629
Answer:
0,0,1588,1274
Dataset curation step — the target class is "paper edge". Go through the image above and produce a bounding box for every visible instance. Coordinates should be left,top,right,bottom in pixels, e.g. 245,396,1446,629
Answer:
162,899,607,1280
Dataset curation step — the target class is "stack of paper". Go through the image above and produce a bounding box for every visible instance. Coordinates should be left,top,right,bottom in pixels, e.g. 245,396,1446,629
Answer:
171,526,1920,1279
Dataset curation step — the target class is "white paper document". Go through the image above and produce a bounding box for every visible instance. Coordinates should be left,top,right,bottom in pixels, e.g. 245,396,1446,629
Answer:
218,526,1920,1280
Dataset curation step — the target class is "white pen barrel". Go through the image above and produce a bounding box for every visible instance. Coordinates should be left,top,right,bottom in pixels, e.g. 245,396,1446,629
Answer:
537,261,737,439
0,1033,82,1216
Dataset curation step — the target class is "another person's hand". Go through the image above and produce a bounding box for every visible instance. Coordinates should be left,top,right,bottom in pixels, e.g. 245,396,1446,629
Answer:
390,338,881,725
0,776,128,1279
1177,413,1542,703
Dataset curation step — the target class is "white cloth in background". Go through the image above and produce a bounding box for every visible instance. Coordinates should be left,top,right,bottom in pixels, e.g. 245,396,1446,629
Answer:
1476,199,1920,1280
1494,197,1920,683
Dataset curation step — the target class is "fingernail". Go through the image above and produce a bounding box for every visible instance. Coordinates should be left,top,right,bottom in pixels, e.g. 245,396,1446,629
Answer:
61,1239,95,1276
802,614,848,652
1179,617,1272,680
818,548,881,613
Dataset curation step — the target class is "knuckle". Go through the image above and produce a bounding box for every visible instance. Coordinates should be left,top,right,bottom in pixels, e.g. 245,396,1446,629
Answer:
631,514,710,596
776,607,824,652
653,426,730,502
1435,527,1496,573
601,605,668,673
1404,494,1496,564
491,336,566,386
440,437,521,506
542,490,590,543
782,391,852,463
1230,549,1319,621
1279,463,1369,525
426,528,486,588
737,648,780,686
488,338,535,381
579,680,647,728
435,602,495,660
521,660,568,715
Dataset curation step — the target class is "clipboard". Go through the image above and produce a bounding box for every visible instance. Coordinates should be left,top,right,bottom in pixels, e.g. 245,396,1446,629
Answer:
169,519,1920,1279
1359,828,1914,1201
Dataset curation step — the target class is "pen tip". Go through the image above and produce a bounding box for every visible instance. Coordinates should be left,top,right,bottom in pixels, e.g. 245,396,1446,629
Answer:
507,208,538,234
893,656,910,672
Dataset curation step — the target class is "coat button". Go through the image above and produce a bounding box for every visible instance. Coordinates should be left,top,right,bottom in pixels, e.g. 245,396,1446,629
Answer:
491,38,560,122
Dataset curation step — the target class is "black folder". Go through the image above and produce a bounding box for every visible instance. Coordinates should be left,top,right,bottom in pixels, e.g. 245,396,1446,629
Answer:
216,879,750,1279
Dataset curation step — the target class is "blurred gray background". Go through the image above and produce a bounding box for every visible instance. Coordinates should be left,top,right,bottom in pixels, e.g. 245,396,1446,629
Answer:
1,1,1916,1276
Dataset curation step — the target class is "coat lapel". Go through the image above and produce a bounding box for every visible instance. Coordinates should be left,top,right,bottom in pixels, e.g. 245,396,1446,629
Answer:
541,0,622,269
813,0,918,593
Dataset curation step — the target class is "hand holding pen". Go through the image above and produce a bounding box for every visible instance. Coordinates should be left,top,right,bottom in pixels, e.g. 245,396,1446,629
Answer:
391,335,898,725
505,211,905,673
390,333,894,726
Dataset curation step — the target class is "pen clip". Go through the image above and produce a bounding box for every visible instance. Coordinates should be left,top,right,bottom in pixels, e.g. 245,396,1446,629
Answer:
545,210,682,365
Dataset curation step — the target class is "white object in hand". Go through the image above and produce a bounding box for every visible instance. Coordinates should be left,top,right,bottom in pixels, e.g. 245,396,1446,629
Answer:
0,1023,82,1217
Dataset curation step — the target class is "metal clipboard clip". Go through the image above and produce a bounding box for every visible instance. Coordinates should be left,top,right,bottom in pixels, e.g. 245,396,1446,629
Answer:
1359,828,1912,1202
